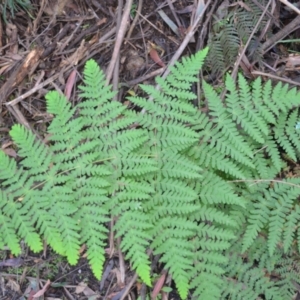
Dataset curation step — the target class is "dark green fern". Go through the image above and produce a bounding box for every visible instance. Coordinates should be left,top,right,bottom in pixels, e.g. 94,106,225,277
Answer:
206,0,270,75
1,0,32,23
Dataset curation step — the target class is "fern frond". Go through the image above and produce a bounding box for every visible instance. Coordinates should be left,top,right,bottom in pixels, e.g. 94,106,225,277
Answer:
226,74,268,143
242,195,270,252
274,113,297,161
2,48,300,300
206,2,270,74
10,124,51,174
115,210,152,285
0,208,21,255
203,81,254,159
151,218,196,299
159,238,191,299
79,59,116,102
78,205,109,278
8,200,42,253
206,37,225,74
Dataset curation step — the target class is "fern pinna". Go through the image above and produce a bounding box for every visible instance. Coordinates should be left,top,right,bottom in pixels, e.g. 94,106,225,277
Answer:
1,48,300,299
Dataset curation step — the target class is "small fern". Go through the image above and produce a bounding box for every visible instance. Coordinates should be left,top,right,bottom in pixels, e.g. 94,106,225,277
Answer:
1,0,32,23
206,0,270,75
1,48,300,299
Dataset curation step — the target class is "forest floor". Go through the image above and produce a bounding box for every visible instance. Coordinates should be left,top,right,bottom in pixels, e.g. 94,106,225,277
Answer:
1,0,300,299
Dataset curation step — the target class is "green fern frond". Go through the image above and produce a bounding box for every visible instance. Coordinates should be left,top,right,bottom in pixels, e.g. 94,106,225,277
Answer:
79,59,117,102
115,210,152,285
226,75,268,143
203,80,254,160
225,237,298,299
190,263,225,300
206,1,270,74
242,195,270,252
274,112,300,161
2,47,300,300
283,205,299,253
10,124,51,174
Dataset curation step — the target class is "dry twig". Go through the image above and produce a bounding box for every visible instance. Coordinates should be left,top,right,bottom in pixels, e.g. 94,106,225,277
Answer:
105,0,134,85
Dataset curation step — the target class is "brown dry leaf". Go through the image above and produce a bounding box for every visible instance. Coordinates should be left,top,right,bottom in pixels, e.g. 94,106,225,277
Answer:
82,286,97,297
111,268,125,287
75,282,87,294
33,279,51,298
6,23,18,54
1,141,13,149
19,47,43,79
0,64,12,76
80,244,88,258
1,142,17,158
7,279,20,292
79,244,87,254
0,46,43,107
286,54,300,69
60,39,87,67
75,282,98,298
148,43,166,68
33,258,44,264
228,1,252,11
7,53,23,60
152,271,167,299
57,0,71,14
64,69,77,100
3,148,17,158
44,0,71,16
149,48,166,67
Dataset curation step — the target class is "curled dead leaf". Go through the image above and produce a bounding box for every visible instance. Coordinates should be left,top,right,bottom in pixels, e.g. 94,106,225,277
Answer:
149,48,166,67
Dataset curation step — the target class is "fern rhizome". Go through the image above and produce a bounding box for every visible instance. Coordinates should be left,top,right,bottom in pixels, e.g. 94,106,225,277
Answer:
1,48,300,299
